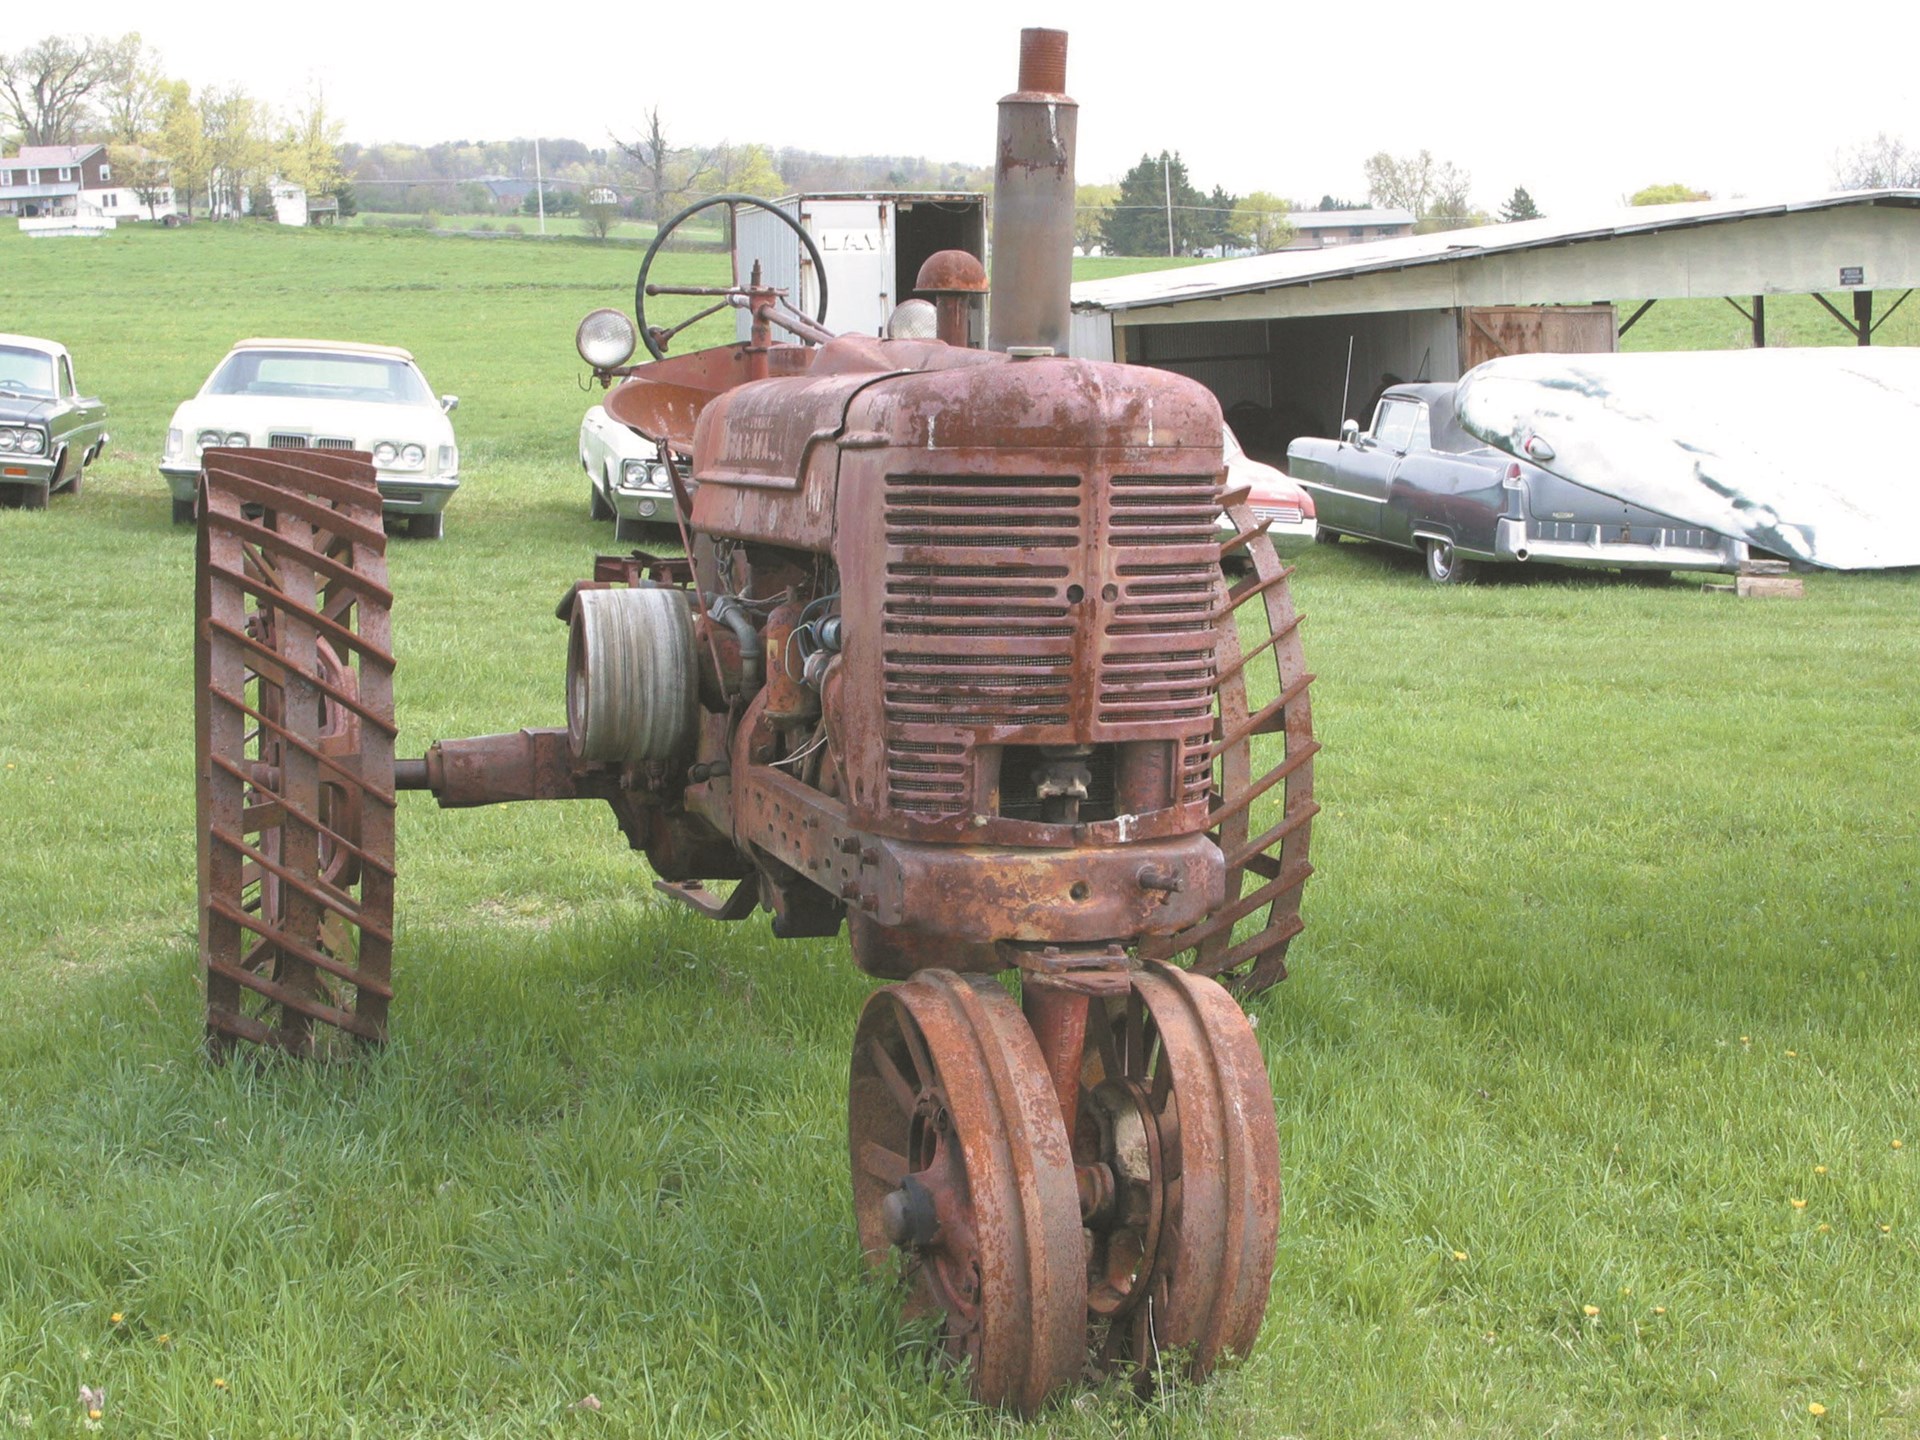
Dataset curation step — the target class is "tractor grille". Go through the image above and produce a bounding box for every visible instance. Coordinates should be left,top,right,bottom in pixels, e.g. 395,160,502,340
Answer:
880,467,1221,817
1100,477,1220,730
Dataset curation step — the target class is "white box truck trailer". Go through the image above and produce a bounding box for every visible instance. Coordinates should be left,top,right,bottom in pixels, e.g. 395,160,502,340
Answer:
734,192,987,345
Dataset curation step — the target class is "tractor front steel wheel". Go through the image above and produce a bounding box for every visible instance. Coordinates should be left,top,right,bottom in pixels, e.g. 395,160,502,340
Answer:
850,971,1086,1415
195,449,397,1058
1079,962,1280,1384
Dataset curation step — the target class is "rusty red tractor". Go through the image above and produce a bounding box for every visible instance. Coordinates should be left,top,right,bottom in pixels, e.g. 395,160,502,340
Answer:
192,29,1316,1413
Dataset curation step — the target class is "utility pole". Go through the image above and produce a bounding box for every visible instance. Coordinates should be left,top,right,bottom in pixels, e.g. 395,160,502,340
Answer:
535,138,546,235
1163,155,1174,257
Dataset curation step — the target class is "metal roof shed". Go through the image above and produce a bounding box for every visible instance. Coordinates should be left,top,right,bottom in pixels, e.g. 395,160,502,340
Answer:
1069,191,1920,454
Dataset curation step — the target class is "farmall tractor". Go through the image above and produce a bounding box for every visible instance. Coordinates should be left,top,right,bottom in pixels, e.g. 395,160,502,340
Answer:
192,30,1315,1413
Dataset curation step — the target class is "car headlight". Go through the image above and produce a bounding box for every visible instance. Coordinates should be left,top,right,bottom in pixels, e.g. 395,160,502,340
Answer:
620,458,657,488
196,428,225,451
21,428,45,455
372,441,398,466
401,443,425,467
0,430,15,452
225,430,248,447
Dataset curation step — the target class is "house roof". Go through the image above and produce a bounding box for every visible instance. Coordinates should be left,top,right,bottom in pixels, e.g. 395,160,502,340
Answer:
1072,189,1920,314
3,144,104,166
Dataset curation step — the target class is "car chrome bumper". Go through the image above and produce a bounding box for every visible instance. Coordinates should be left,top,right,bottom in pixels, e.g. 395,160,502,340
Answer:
611,485,675,526
1496,517,1747,572
375,475,459,516
1217,511,1318,546
2,456,57,486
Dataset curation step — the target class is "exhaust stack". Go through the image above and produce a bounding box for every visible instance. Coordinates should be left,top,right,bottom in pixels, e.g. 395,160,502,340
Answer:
987,28,1078,355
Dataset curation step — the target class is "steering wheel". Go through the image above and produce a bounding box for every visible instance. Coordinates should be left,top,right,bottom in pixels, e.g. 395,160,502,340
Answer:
635,193,832,360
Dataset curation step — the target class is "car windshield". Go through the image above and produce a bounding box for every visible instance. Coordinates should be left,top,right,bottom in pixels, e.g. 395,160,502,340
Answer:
205,349,433,406
0,345,57,396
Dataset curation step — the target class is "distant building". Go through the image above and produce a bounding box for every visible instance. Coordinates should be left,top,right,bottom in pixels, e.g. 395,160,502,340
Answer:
1282,208,1415,249
0,143,177,223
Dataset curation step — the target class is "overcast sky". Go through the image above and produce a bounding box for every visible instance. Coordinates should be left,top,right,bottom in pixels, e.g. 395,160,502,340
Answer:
7,0,1917,215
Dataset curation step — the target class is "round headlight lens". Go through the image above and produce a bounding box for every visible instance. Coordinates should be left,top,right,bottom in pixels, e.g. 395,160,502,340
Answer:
620,458,649,486
0,431,16,452
225,431,248,447
372,441,399,466
401,443,425,467
197,429,225,450
19,430,45,455
576,308,637,370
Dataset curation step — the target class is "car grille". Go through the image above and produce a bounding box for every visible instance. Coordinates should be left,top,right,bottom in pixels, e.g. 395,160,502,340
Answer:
1253,503,1304,526
268,433,356,451
1528,520,1721,550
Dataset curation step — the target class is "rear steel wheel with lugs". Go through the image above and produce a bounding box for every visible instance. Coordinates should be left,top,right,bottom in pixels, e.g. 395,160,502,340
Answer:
195,449,397,1058
1141,512,1318,997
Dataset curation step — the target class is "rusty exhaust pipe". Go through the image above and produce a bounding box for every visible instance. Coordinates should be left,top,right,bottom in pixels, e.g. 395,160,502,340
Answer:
987,28,1077,355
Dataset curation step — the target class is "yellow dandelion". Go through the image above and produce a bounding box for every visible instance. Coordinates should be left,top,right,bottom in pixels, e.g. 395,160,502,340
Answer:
212,1379,227,1391
156,1334,170,1345
88,1409,102,1422
1809,1402,1827,1416
1818,1223,1832,1233
1786,1049,1798,1058
1814,1165,1828,1175
109,1313,122,1324
1653,1305,1667,1315
1791,1198,1808,1209
1452,1250,1468,1261
1881,1224,1893,1233
1894,1140,1904,1150
1583,1304,1600,1317
1740,1035,1750,1044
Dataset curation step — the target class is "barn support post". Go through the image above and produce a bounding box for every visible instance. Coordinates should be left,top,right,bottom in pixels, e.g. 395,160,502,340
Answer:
1753,294,1765,347
1854,289,1873,346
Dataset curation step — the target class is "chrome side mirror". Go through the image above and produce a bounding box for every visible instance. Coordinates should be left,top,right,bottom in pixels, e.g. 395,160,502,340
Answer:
1340,419,1360,445
441,395,460,414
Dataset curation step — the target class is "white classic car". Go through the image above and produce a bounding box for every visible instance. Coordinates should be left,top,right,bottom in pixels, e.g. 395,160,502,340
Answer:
579,403,684,541
161,338,460,537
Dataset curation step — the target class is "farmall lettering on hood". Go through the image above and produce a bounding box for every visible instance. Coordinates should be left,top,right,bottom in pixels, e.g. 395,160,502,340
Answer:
1456,348,1920,570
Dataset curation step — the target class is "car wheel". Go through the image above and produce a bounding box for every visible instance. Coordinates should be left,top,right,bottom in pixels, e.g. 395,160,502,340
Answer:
172,497,197,525
1424,538,1476,585
407,512,445,541
21,481,48,511
1314,527,1340,545
589,470,614,522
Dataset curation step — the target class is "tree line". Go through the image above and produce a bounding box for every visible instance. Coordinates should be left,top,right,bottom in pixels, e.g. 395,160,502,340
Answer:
1,33,343,219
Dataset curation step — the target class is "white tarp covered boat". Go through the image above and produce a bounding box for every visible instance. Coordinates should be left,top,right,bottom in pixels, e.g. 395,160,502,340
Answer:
1455,348,1920,570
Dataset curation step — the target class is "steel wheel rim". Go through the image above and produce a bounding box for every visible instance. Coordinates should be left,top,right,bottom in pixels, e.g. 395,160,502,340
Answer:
850,970,1085,1414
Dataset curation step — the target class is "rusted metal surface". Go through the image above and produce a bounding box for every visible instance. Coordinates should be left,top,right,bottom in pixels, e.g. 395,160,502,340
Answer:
195,449,395,1057
1136,507,1318,995
987,29,1077,355
1075,961,1280,1379
849,970,1085,1415
914,249,989,348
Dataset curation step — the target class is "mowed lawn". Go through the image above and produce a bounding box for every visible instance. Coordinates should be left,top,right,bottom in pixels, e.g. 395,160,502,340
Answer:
1,222,1917,1439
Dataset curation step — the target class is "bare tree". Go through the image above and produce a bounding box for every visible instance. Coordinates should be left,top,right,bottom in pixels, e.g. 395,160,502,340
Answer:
1833,132,1920,190
616,107,717,226
1363,149,1434,216
0,35,113,146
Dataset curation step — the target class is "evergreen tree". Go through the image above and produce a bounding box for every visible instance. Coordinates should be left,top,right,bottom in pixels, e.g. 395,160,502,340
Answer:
1500,185,1542,222
1100,151,1204,256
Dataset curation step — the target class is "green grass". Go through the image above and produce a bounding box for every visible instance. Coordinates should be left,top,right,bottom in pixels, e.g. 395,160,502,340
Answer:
1,221,1917,1438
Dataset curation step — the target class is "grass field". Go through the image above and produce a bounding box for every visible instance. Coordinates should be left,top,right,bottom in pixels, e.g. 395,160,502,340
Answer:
1,221,1916,1439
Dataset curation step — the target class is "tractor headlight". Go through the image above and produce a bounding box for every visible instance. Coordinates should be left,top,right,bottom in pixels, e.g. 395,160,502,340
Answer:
576,308,637,370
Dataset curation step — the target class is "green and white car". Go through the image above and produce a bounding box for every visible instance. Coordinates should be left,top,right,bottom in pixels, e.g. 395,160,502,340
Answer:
161,338,460,537
0,334,109,510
